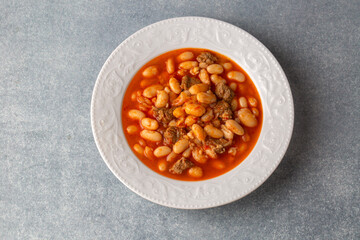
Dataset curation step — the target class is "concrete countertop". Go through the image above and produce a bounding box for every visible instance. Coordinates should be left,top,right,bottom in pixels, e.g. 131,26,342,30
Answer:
1,0,359,239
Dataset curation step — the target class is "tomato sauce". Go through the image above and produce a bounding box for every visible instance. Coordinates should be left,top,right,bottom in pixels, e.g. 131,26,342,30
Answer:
122,48,262,181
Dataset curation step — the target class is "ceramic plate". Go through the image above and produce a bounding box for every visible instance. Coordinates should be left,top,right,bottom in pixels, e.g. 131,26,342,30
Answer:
91,17,294,209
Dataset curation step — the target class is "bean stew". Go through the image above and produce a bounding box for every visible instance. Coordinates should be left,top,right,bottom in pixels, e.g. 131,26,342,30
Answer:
122,48,262,181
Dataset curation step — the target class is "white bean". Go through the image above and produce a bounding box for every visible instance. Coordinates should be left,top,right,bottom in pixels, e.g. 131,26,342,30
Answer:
205,148,217,159
168,120,177,127
166,58,175,74
248,97,258,107
238,108,258,127
155,90,169,108
192,124,206,141
210,74,226,85
182,148,191,158
189,66,200,75
229,82,237,91
177,51,194,62
138,139,146,147
189,83,209,95
176,117,185,127
140,79,157,88
239,143,247,153
141,118,159,130
168,91,177,103
222,62,232,71
199,69,210,84
192,148,208,163
166,151,178,162
221,124,234,140
242,133,250,142
197,92,217,104
144,146,155,160
227,71,245,82
177,69,187,76
133,144,144,155
140,130,162,142
211,160,225,169
142,66,159,78
252,108,259,117
173,139,189,154
188,166,203,178
185,115,197,126
143,84,163,98
225,120,245,135
154,146,172,157
169,77,181,94
128,109,145,120
201,109,214,122
158,161,167,172
126,125,138,134
164,86,171,93
179,61,198,70
207,64,224,74
185,103,206,117
199,62,208,68
187,131,195,139
239,97,248,108
172,92,189,106
204,125,224,138
173,107,185,118
131,92,137,101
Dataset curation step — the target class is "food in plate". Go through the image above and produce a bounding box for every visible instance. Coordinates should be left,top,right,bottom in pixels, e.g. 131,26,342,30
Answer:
122,48,262,181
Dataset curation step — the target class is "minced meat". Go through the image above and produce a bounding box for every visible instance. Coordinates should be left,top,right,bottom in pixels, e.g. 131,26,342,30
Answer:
164,126,186,146
215,82,234,103
213,100,233,120
180,75,201,90
196,52,218,65
169,157,194,174
153,107,175,124
205,138,232,154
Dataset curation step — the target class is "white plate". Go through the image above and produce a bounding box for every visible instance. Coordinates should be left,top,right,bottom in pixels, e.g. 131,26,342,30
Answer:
91,17,294,209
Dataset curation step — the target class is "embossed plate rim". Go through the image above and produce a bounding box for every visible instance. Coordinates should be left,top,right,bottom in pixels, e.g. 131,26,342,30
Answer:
91,16,294,209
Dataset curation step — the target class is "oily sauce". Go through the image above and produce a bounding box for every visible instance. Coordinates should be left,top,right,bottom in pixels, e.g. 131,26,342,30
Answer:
122,48,262,181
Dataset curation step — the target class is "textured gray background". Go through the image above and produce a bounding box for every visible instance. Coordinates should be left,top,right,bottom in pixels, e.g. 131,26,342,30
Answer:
1,0,359,239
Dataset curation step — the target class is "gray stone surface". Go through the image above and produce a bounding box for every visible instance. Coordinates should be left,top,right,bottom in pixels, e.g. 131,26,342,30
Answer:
1,0,359,239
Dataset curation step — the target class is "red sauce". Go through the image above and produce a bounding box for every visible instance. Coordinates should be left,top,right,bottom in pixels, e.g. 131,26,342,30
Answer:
122,48,262,181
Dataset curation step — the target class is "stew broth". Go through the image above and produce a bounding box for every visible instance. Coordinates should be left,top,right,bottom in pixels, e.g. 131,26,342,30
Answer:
122,48,262,181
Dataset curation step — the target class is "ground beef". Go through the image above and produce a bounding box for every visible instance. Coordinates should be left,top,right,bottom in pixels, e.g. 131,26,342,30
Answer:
205,138,232,154
153,107,175,124
196,52,218,65
163,126,186,146
215,82,234,103
213,100,233,120
180,75,201,90
169,157,194,174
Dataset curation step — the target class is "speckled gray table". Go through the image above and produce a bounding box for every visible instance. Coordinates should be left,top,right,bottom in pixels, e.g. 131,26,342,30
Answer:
1,1,359,239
